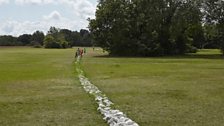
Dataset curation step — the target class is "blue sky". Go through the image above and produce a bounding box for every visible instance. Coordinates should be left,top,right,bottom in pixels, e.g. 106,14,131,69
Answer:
0,0,97,36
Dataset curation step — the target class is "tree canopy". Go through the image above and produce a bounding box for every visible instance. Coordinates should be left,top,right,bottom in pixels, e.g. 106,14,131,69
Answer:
43,27,92,48
0,27,92,48
89,0,224,56
204,0,224,54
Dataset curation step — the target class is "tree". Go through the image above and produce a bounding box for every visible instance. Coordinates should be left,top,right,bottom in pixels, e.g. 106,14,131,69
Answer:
31,31,45,46
202,24,219,49
0,27,92,47
89,0,203,56
48,26,60,36
89,0,134,55
60,29,73,47
79,29,92,46
44,27,69,48
44,35,60,48
17,34,32,45
71,31,81,46
188,24,205,49
204,0,224,54
0,35,19,46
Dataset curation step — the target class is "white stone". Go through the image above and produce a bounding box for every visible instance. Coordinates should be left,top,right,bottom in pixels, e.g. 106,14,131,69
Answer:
76,60,139,126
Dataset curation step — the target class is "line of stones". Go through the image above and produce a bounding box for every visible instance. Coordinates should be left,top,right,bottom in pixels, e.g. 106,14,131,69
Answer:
76,62,139,126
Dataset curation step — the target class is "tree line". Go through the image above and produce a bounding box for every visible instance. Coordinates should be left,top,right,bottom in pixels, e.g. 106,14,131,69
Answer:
89,0,224,56
0,27,92,48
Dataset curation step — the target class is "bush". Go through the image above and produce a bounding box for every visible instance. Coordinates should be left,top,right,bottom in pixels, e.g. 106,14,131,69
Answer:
187,46,198,53
220,36,224,55
44,35,69,49
221,44,224,55
44,35,56,48
33,44,42,48
44,41,61,48
60,40,69,48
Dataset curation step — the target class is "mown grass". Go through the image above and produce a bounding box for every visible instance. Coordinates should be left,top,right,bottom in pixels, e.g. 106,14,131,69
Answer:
0,47,106,126
1,47,223,126
82,49,224,126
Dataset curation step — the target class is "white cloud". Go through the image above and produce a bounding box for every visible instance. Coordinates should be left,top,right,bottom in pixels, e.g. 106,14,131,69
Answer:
43,10,62,21
59,0,96,19
1,21,15,33
0,0,97,36
0,0,9,5
0,20,42,36
0,10,88,36
14,0,96,19
15,0,54,5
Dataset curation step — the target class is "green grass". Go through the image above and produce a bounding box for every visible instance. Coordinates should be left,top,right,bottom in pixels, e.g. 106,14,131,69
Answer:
82,49,224,126
1,47,224,126
0,47,106,126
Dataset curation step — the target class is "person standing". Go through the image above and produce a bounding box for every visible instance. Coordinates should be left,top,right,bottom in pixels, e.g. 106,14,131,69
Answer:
80,49,84,57
84,48,86,54
76,48,80,58
75,50,78,58
77,48,80,55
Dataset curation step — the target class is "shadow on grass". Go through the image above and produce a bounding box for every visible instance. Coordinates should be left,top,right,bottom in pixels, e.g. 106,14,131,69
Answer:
181,54,223,59
94,54,224,60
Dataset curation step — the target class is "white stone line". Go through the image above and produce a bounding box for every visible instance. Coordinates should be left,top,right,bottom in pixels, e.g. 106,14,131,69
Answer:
75,61,139,126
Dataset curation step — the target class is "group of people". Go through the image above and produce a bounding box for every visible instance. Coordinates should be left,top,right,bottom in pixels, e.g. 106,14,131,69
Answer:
75,48,86,59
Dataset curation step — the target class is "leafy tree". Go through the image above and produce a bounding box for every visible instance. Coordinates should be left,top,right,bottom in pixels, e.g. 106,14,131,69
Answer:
80,29,89,37
71,31,81,46
0,35,20,46
31,31,45,46
0,26,92,47
89,0,203,56
204,0,224,54
17,34,32,45
202,24,219,49
44,36,68,49
56,32,69,48
188,24,205,49
79,29,92,46
60,29,73,47
48,26,60,37
89,0,133,55
44,35,60,48
44,27,69,48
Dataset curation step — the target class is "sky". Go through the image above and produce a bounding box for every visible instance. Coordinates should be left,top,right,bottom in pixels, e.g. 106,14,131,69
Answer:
0,0,98,36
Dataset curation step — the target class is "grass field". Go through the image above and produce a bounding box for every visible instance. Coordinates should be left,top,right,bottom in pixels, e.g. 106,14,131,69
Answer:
82,49,224,126
0,47,106,126
0,47,224,126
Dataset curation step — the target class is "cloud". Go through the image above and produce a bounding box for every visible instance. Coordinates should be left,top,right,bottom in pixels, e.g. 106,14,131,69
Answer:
0,20,43,36
15,0,54,5
1,21,15,33
0,10,88,36
14,0,96,19
0,0,97,36
41,10,86,30
0,0,9,5
59,0,96,19
43,10,62,21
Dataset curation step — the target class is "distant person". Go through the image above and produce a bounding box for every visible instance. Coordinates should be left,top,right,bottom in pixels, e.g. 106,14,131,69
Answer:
77,48,80,54
76,48,80,57
75,51,78,58
84,48,86,54
80,49,84,58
